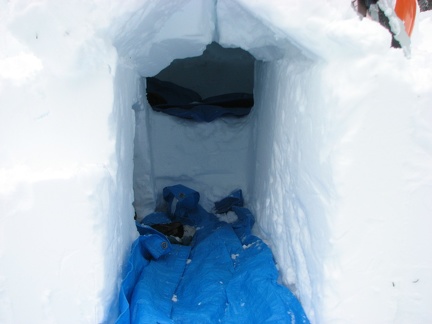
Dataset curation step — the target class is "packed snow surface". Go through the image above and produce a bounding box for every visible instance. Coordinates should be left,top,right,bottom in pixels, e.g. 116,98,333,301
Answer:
1,0,432,323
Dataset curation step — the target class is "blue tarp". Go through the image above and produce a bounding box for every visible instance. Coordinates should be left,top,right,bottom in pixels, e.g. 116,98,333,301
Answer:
117,185,309,323
146,78,253,122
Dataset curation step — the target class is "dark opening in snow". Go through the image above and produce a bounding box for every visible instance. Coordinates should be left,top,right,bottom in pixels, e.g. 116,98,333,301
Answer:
145,42,256,122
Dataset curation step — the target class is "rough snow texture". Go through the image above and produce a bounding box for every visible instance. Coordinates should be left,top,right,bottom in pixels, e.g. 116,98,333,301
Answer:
147,110,254,212
1,0,432,323
251,56,330,321
0,2,138,322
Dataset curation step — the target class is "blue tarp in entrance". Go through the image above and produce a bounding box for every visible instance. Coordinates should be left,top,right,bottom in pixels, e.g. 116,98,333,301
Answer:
116,185,309,323
146,78,253,122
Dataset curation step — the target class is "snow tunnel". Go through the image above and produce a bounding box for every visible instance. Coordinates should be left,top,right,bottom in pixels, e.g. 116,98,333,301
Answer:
3,0,432,323
112,0,325,321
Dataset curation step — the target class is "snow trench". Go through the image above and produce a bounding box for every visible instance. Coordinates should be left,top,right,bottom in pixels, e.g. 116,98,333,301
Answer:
113,0,327,322
2,0,432,323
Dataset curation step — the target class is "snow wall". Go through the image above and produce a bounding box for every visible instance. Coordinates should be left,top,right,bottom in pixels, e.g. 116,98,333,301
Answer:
1,0,432,323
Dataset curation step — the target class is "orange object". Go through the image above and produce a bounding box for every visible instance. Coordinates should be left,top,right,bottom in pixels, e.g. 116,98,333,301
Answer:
394,0,417,36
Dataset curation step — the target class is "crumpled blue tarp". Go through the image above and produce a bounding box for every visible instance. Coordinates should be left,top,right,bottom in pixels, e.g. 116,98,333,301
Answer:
146,78,253,122
213,189,244,214
116,185,309,323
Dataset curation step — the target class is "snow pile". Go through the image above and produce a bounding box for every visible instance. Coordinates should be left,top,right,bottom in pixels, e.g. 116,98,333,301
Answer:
217,212,239,224
1,0,432,323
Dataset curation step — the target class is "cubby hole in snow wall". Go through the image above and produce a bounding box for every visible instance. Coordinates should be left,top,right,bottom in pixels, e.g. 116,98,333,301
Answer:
114,1,326,321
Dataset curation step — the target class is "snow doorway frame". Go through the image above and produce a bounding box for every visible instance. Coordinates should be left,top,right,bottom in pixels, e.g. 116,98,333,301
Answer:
112,0,328,321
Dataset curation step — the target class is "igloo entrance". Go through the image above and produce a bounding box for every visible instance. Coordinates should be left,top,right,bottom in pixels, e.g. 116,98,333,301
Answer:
114,0,323,321
150,42,255,99
145,43,255,122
